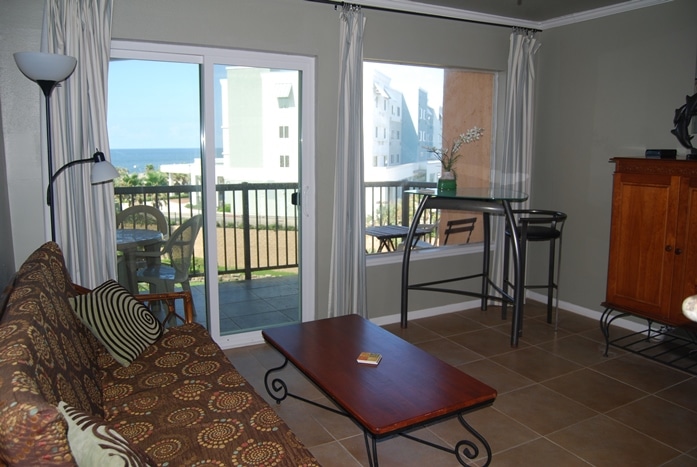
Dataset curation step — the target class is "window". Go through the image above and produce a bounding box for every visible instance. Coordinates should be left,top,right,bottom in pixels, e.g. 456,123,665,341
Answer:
363,62,496,253
280,155,290,167
279,126,289,138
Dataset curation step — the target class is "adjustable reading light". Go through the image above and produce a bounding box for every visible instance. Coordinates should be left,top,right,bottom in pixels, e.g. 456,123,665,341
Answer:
47,149,119,206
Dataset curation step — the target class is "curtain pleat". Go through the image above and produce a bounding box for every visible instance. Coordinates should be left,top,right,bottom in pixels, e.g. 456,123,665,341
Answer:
43,0,115,287
491,29,540,293
328,4,367,318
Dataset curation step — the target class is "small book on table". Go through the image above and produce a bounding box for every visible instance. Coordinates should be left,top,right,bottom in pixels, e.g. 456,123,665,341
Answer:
357,352,382,365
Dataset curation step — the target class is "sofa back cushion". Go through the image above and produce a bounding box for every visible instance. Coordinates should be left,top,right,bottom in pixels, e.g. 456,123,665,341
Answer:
0,242,104,465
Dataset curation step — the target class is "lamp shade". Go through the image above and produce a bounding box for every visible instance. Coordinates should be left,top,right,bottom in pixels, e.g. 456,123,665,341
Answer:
91,159,119,184
14,52,77,82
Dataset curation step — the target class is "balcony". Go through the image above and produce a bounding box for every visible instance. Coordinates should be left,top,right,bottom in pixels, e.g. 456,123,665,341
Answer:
115,180,440,333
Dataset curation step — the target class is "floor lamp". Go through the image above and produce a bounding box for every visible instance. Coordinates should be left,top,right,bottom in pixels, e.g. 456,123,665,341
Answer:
14,52,117,241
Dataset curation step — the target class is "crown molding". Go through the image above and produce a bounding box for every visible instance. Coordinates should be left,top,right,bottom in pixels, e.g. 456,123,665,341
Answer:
540,0,673,29
355,0,539,28
350,0,674,31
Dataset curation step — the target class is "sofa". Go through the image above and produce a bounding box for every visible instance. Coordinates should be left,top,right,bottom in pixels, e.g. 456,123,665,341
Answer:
0,242,320,466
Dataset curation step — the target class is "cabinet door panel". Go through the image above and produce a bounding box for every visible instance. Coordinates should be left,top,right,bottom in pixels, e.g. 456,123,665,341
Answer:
606,173,680,318
671,178,697,324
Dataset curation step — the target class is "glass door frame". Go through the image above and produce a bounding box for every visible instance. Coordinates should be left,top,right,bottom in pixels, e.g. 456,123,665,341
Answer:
203,50,315,348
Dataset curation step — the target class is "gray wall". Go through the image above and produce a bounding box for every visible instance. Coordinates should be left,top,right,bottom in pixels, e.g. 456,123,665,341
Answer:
0,104,14,287
531,0,697,314
1,0,696,320
0,0,40,286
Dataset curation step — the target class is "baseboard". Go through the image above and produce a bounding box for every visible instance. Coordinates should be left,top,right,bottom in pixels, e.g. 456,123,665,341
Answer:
369,299,482,326
523,291,648,333
369,291,648,333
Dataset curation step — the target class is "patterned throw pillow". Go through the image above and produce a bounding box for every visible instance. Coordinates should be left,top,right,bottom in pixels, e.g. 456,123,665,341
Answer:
69,280,163,366
57,402,156,466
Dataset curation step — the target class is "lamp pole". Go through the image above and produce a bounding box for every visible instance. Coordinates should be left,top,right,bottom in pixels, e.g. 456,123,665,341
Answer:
37,81,60,241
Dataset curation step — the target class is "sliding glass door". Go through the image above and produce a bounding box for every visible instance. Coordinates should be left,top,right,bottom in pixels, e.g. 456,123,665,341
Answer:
110,41,315,349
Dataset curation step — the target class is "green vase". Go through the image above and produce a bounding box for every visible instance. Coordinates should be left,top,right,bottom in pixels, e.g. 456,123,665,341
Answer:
437,171,456,192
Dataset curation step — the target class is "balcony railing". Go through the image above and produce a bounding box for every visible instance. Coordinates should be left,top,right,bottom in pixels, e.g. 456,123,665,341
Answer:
115,180,438,279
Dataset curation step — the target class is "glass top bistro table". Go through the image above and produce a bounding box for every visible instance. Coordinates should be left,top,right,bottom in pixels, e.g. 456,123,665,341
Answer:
116,228,164,293
401,187,528,347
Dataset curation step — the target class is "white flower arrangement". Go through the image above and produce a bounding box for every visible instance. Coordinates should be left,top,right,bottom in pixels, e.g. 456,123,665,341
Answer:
424,126,484,172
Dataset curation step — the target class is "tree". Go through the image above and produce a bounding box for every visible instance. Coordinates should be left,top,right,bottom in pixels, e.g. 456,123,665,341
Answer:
114,166,169,206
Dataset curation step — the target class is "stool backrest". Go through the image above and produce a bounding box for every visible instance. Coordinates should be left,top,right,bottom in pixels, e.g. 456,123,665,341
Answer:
443,217,477,245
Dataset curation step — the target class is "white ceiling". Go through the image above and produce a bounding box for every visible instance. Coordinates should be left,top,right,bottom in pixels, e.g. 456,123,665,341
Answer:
361,0,673,29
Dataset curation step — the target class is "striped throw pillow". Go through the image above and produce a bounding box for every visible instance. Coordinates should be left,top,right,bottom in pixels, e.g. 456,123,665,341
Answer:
69,280,163,366
58,402,156,466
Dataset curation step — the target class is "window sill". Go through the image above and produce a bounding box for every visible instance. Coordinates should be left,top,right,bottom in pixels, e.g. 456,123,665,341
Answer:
366,242,485,267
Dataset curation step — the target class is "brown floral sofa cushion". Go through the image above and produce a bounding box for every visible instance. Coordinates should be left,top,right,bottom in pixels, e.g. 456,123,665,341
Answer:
0,242,103,466
100,322,319,466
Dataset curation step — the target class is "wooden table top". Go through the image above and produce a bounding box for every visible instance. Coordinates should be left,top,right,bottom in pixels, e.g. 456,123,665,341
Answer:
262,314,497,436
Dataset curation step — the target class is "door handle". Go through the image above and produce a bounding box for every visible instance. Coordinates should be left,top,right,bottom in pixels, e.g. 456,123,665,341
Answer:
291,192,300,206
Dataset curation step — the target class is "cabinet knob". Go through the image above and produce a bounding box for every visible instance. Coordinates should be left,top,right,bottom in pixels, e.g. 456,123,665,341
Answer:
675,248,682,255
665,245,673,252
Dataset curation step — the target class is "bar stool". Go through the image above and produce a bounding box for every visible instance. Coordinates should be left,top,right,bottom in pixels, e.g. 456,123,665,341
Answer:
442,217,477,245
501,209,567,328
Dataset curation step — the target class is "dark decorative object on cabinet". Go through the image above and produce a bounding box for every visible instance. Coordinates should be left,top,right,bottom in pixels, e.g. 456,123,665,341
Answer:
671,93,697,159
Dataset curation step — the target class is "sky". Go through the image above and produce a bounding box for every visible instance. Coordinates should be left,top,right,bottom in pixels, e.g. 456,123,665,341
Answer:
108,59,444,150
108,60,202,149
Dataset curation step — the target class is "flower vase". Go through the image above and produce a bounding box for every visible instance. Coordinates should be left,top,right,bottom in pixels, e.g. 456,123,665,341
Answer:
438,171,456,192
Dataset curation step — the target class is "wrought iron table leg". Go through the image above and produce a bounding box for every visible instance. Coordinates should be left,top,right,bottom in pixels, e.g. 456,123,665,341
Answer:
457,413,492,466
392,413,492,466
599,307,613,356
363,432,379,467
400,195,429,327
599,307,630,357
502,200,523,347
264,358,290,403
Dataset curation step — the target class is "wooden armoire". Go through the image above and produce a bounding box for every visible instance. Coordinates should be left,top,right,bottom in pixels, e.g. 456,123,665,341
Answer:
603,157,697,326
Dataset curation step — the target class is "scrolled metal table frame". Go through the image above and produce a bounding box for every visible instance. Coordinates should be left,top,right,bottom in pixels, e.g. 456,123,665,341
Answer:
400,188,528,347
264,358,493,466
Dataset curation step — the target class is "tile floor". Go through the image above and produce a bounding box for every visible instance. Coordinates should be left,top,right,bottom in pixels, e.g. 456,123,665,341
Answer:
185,276,300,333
224,301,697,466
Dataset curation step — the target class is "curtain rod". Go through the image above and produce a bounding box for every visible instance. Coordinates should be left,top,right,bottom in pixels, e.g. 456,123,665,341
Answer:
304,0,541,32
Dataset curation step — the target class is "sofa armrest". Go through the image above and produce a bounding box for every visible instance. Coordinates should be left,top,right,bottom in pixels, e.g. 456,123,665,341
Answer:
0,273,16,322
73,284,194,325
135,291,195,325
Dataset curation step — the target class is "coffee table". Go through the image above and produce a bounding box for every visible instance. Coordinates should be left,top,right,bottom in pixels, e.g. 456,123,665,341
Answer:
262,314,497,466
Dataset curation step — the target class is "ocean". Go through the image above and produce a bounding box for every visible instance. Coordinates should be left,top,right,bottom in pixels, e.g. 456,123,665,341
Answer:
110,148,222,174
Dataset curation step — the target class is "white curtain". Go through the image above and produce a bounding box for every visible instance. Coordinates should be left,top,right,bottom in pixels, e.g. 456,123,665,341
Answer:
328,4,367,318
491,29,540,291
43,0,116,288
